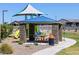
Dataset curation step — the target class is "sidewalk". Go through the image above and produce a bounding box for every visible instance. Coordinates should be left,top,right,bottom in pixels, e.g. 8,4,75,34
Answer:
32,38,76,55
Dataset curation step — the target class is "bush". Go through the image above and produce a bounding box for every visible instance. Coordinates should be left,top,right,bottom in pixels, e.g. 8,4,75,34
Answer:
0,44,13,54
34,42,38,46
18,41,23,45
1,23,13,39
0,47,1,53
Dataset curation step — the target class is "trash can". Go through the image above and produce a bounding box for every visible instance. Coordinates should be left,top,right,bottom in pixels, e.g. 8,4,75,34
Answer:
49,38,54,46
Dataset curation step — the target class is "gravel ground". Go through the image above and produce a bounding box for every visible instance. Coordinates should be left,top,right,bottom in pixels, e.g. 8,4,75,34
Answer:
12,44,49,55
0,37,50,55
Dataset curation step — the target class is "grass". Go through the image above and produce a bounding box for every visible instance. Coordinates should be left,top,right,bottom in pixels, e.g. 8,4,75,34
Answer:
56,31,79,55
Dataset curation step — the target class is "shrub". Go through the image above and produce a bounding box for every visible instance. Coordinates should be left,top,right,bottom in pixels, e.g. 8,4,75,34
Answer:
18,41,23,45
0,47,1,53
1,23,13,39
34,42,38,46
0,44,13,54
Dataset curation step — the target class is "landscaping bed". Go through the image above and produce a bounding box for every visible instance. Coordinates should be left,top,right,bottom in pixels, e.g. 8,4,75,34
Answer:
1,23,13,40
12,44,50,55
0,37,50,55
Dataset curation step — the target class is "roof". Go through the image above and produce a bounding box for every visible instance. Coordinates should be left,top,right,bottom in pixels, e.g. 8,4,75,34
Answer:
25,16,56,23
58,19,69,24
67,19,79,22
11,21,22,24
14,4,44,16
58,19,79,24
11,16,57,24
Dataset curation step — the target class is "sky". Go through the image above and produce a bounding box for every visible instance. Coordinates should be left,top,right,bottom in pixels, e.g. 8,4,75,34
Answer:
0,3,79,23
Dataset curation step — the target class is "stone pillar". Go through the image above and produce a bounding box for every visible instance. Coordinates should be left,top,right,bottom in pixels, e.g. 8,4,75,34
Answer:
59,24,62,41
52,25,59,44
19,24,26,42
26,24,29,38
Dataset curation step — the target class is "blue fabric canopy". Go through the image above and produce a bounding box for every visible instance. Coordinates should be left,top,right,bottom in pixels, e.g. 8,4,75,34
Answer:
25,16,56,23
11,16,57,24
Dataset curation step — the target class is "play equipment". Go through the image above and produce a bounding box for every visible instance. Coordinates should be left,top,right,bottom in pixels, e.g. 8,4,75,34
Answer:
35,25,39,32
14,30,20,39
35,25,41,35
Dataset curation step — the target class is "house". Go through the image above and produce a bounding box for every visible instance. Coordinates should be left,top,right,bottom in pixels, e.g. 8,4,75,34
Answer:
58,19,79,32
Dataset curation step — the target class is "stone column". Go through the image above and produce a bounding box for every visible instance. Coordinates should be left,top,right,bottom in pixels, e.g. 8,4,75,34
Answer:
19,24,26,42
52,25,59,44
26,24,29,38
59,24,62,41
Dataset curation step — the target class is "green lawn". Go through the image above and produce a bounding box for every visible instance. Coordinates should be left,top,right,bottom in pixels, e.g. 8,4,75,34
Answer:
56,31,79,55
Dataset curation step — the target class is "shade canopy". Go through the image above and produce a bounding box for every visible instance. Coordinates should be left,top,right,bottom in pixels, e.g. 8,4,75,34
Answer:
14,4,44,16
11,16,57,24
25,16,56,23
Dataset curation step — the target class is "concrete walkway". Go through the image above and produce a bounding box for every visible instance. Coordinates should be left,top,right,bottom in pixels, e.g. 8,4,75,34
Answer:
32,38,77,55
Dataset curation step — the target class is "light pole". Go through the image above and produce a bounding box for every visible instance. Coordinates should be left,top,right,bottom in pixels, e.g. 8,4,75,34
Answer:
0,24,1,43
2,10,8,24
0,10,8,43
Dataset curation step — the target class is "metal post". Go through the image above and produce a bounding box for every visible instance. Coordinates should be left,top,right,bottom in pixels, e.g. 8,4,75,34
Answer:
0,24,1,43
2,11,4,24
2,10,8,24
1,10,8,42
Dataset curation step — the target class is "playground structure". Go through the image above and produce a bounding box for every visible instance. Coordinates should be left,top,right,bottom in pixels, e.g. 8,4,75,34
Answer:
12,4,62,44
13,29,20,39
10,25,20,39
